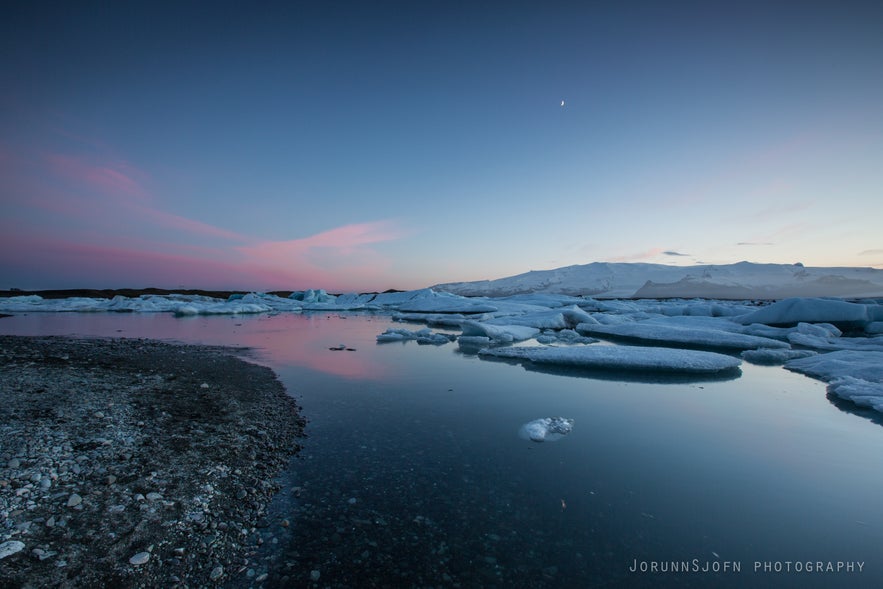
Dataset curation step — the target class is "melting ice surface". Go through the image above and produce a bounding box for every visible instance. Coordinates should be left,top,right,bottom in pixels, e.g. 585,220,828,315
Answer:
4,302,883,588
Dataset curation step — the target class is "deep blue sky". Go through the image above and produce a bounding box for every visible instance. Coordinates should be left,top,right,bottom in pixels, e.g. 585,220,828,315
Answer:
2,1,882,290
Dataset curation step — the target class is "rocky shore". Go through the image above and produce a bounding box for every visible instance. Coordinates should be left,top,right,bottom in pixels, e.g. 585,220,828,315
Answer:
0,336,305,588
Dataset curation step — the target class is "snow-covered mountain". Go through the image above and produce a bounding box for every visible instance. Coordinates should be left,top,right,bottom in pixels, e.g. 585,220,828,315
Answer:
430,261,883,299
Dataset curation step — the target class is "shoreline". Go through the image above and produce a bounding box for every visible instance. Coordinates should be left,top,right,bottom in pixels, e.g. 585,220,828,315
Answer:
0,336,305,588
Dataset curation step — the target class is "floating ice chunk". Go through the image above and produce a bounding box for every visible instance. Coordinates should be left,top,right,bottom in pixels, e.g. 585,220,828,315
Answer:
796,322,842,338
519,417,574,442
787,332,883,352
575,321,788,351
535,329,597,345
461,321,539,343
786,350,883,383
173,301,271,316
865,322,883,335
827,377,883,412
741,348,816,365
376,328,455,345
786,351,883,413
737,298,871,328
483,305,597,330
393,291,498,313
480,344,741,374
289,289,336,304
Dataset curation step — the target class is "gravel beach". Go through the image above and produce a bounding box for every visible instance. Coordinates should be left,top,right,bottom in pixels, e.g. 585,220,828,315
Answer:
0,336,305,588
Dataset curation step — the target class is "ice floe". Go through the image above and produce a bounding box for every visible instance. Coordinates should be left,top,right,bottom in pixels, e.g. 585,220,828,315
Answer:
786,351,883,412
740,348,817,365
376,328,456,345
575,321,789,351
460,321,540,343
480,344,741,374
519,417,574,442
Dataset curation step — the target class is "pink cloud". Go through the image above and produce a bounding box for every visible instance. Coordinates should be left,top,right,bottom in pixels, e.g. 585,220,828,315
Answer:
238,220,410,289
46,153,148,200
6,140,410,290
0,228,245,287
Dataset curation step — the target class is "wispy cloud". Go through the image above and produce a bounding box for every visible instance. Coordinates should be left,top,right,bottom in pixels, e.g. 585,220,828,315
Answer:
859,249,883,256
5,137,411,290
239,221,410,289
608,248,665,262
46,153,149,200
663,250,690,257
737,241,774,246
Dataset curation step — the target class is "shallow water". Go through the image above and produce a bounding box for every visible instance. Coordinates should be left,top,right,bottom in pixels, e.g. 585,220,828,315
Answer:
3,312,883,588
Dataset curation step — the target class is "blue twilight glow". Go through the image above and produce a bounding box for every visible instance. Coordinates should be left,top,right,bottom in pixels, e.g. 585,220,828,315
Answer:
2,1,882,290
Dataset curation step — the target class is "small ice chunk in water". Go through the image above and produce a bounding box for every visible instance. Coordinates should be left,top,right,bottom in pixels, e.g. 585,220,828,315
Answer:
519,417,575,442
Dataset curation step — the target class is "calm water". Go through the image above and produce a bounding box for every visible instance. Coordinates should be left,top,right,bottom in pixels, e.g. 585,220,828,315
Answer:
3,312,883,588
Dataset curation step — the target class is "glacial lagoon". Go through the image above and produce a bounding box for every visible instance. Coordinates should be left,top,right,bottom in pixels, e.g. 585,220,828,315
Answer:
3,310,883,588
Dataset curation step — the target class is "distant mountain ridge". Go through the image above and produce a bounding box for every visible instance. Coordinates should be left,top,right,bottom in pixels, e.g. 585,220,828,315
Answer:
431,261,883,299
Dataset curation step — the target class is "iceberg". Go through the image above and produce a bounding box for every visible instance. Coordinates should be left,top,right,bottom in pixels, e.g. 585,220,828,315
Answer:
480,344,741,374
535,329,597,345
289,289,336,304
396,291,498,314
519,417,574,442
737,298,873,328
376,328,456,345
460,321,540,343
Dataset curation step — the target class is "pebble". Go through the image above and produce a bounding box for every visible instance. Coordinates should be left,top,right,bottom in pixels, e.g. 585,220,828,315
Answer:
0,540,26,560
8,458,21,469
129,552,150,565
210,565,224,581
66,493,82,507
310,569,321,581
145,492,163,501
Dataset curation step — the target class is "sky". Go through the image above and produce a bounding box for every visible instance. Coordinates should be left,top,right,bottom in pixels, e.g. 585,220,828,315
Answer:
2,1,882,292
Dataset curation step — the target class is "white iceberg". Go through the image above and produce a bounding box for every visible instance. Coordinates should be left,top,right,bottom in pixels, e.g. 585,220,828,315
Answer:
480,344,741,374
460,321,540,343
376,328,456,345
738,298,873,328
535,329,597,345
289,289,336,304
519,417,574,442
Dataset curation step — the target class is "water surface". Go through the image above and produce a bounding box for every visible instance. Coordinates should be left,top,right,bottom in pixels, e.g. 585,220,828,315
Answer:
3,312,881,587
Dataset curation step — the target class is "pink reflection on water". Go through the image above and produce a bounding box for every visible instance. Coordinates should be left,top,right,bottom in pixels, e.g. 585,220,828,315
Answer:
0,313,389,381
